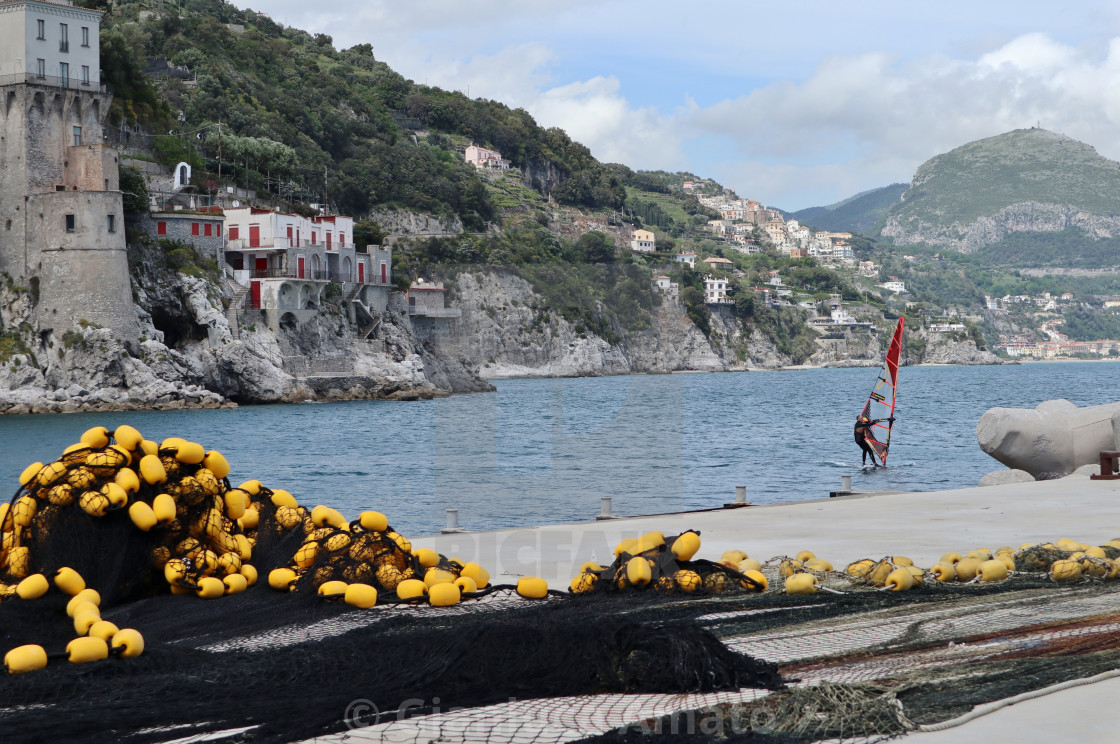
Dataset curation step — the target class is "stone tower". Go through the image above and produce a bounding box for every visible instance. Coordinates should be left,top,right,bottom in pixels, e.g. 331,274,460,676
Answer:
0,0,138,342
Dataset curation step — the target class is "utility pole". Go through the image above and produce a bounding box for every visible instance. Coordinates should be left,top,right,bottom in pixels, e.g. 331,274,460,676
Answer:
216,120,223,190
323,166,328,214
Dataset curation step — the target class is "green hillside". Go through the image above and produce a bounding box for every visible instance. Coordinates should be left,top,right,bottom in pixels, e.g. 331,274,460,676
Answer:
97,0,623,229
789,183,906,233
887,129,1120,227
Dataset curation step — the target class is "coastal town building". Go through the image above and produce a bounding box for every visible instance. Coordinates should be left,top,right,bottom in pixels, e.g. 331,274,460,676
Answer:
676,252,697,268
702,256,734,272
879,278,907,293
222,207,391,331
464,145,511,171
703,276,732,304
135,209,226,261
0,0,139,342
630,228,655,252
407,278,461,339
653,275,679,305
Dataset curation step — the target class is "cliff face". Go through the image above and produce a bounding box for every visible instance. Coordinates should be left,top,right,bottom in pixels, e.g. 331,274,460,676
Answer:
909,326,1003,365
880,201,1120,254
443,271,794,378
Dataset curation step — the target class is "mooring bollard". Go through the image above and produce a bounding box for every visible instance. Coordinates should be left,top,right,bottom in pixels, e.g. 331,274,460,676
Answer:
440,508,464,534
595,496,619,520
725,485,750,508
841,475,852,492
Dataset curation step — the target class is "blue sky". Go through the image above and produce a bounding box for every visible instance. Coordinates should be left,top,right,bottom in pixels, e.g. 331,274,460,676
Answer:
247,1,1120,210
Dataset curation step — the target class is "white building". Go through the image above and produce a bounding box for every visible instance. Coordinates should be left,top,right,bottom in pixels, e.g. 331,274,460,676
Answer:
676,252,697,268
0,0,102,86
704,276,732,304
879,280,907,293
653,275,679,304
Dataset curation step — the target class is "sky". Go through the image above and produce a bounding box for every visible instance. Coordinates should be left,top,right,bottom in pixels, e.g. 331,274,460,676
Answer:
244,1,1120,211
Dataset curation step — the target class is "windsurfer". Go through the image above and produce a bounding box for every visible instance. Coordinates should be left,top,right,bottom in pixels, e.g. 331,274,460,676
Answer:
854,414,893,467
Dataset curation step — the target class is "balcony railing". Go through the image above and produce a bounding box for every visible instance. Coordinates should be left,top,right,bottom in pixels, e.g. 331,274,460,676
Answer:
245,267,379,284
0,73,109,93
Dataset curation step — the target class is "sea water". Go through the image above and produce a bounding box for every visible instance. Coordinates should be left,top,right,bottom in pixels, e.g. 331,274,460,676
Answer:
1,362,1117,537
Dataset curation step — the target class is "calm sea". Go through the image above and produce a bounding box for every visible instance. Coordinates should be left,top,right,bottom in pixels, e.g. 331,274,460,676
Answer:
2,362,1117,537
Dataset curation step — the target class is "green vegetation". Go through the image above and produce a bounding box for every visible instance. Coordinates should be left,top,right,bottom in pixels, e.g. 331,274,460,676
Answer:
159,238,219,279
977,229,1120,268
1059,308,1120,341
101,1,623,227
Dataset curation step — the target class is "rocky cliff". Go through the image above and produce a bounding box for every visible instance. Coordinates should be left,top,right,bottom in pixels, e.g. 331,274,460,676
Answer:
443,271,795,378
909,326,1003,365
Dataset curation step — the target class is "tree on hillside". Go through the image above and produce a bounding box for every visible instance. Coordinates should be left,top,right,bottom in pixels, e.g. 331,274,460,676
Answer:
577,231,616,263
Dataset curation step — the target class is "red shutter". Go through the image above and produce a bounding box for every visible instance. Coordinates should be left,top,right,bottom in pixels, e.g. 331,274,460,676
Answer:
204,223,212,237
191,223,199,236
381,262,386,284
327,232,332,250
229,226,239,240
249,226,260,248
358,262,364,283
157,221,167,235
340,233,345,247
250,280,261,308
297,256,305,279
217,224,222,237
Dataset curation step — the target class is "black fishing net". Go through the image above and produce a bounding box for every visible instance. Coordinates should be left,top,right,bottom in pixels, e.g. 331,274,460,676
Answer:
4,426,1120,744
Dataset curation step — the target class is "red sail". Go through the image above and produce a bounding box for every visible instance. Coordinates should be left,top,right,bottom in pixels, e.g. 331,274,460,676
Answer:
862,317,904,464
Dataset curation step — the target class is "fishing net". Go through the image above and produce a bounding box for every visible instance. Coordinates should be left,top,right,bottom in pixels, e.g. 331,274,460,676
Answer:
4,425,1120,744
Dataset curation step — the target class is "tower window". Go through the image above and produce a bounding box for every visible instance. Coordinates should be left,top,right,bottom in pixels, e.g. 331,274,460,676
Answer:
107,215,116,233
59,24,69,53
81,27,90,47
72,126,82,146
59,62,69,87
37,19,45,40
36,59,45,78
81,66,89,86
65,214,75,233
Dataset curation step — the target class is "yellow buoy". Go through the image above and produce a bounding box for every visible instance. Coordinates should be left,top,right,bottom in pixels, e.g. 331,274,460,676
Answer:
954,557,983,582
975,559,1009,582
455,576,479,594
846,559,875,579
217,552,242,577
884,568,914,591
741,569,768,592
779,559,804,578
36,461,67,488
12,495,37,528
271,489,298,509
626,556,652,586
66,589,101,617
223,573,249,595
293,542,319,569
45,483,74,506
88,620,120,642
110,629,144,658
516,576,549,599
152,493,177,525
101,482,128,509
138,439,159,457
54,567,85,596
81,426,111,449
396,578,428,600
113,425,144,450
223,489,248,521
311,504,346,529
240,564,259,587
996,553,1016,572
460,562,490,589
19,462,44,487
722,549,749,565
173,441,206,465
317,580,348,596
128,502,158,532
4,644,48,675
268,568,298,590
429,582,461,607
233,534,252,562
344,583,378,608
237,479,262,496
15,573,49,600
423,567,457,588
1050,559,1082,582
195,577,225,599
114,468,141,494
930,562,956,582
1085,546,1108,559
359,511,388,532
805,558,833,572
73,604,102,635
940,552,963,565
795,550,815,563
7,546,30,578
670,531,701,561
238,507,260,531
614,537,638,557
414,548,440,568
737,557,763,573
785,573,818,594
138,454,167,485
636,531,666,553
569,573,596,593
202,450,231,479
1056,538,1084,553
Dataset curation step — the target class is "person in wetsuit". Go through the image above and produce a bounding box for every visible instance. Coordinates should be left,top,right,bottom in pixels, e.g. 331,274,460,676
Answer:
854,414,888,467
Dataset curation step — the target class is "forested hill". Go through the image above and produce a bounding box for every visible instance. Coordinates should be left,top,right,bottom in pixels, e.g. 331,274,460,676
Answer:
95,0,624,228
